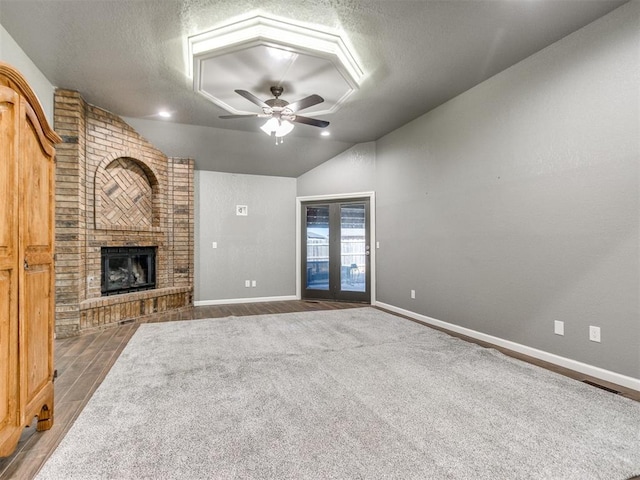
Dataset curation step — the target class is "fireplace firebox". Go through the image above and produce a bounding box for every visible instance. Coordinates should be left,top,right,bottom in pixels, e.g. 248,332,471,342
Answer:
101,247,156,296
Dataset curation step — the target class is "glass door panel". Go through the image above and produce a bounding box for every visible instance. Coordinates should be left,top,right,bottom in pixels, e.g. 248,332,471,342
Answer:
305,205,329,291
340,203,366,293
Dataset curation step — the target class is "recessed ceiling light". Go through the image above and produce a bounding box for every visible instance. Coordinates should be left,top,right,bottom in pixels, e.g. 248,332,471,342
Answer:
321,131,330,137
158,110,171,118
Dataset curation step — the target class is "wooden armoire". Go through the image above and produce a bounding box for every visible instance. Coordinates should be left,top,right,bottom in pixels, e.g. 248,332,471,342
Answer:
0,62,60,457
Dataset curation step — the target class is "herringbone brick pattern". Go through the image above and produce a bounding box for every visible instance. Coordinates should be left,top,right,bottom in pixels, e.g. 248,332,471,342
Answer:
99,158,153,228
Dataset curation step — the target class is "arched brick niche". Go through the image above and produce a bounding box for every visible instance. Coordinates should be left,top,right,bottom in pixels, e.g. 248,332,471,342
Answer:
95,155,160,230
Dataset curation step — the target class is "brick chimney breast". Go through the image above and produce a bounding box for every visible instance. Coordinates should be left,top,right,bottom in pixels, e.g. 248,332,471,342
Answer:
54,89,194,337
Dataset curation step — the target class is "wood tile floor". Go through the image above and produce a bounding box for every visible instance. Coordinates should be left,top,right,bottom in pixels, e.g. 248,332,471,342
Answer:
1,300,637,479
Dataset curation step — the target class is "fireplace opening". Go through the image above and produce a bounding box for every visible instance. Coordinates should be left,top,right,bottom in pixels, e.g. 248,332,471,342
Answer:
101,247,156,296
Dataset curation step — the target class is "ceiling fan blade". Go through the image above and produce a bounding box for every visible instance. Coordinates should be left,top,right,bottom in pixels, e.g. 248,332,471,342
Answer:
287,94,324,112
219,114,259,119
292,115,330,128
235,89,269,108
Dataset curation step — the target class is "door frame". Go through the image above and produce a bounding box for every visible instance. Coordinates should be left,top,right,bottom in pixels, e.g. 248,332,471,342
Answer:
296,192,376,304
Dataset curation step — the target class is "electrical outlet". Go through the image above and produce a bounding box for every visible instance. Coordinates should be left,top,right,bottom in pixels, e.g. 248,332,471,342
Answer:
410,289,416,299
212,241,217,249
554,320,564,336
589,326,601,343
251,280,256,287
245,280,250,288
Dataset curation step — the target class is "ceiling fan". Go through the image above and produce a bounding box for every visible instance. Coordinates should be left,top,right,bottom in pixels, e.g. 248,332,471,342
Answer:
219,86,329,144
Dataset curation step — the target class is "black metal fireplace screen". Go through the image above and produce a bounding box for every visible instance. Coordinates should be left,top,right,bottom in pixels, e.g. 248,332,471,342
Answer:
101,247,156,296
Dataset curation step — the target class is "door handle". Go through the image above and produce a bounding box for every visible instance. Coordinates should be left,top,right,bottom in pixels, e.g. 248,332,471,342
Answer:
24,259,29,270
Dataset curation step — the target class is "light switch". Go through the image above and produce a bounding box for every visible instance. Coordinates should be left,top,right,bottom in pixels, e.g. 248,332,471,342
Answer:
554,320,564,336
212,242,217,249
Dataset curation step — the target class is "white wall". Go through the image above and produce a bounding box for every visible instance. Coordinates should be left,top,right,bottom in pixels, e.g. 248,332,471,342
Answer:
0,23,55,123
195,171,297,304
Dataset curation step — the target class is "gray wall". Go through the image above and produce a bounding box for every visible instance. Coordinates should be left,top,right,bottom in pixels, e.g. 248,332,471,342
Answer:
297,2,639,379
0,24,55,123
297,142,377,196
195,170,297,303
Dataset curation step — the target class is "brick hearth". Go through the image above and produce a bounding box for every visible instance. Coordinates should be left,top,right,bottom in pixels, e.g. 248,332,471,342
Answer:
54,89,193,337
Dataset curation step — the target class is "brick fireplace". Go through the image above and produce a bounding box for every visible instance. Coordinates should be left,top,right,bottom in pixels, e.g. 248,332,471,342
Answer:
54,89,193,337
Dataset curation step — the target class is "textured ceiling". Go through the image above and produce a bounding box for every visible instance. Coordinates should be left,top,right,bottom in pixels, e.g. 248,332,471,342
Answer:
0,0,627,176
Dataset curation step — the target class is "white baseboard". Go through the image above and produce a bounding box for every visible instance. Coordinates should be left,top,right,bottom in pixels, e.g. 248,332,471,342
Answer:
194,295,297,306
375,302,640,392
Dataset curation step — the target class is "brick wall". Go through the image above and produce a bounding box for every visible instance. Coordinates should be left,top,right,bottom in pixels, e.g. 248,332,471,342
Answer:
54,90,87,336
54,89,193,337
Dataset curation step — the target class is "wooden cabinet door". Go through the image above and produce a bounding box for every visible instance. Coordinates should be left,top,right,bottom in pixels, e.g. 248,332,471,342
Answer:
0,85,21,456
0,63,58,458
18,99,55,427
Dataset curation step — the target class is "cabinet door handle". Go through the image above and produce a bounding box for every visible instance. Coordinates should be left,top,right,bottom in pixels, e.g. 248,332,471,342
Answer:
24,259,29,270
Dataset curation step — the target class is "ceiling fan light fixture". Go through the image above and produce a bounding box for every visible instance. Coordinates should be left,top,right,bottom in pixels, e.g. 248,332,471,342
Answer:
222,87,326,144
260,117,280,135
260,118,295,145
275,120,294,137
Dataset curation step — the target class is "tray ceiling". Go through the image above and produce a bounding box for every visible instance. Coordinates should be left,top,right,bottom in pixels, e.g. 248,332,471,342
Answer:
191,14,362,116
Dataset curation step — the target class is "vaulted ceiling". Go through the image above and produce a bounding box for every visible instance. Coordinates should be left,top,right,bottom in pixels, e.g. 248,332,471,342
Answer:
0,0,627,176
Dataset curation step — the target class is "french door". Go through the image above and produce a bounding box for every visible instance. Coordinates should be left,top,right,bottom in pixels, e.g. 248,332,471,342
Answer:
301,198,370,303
